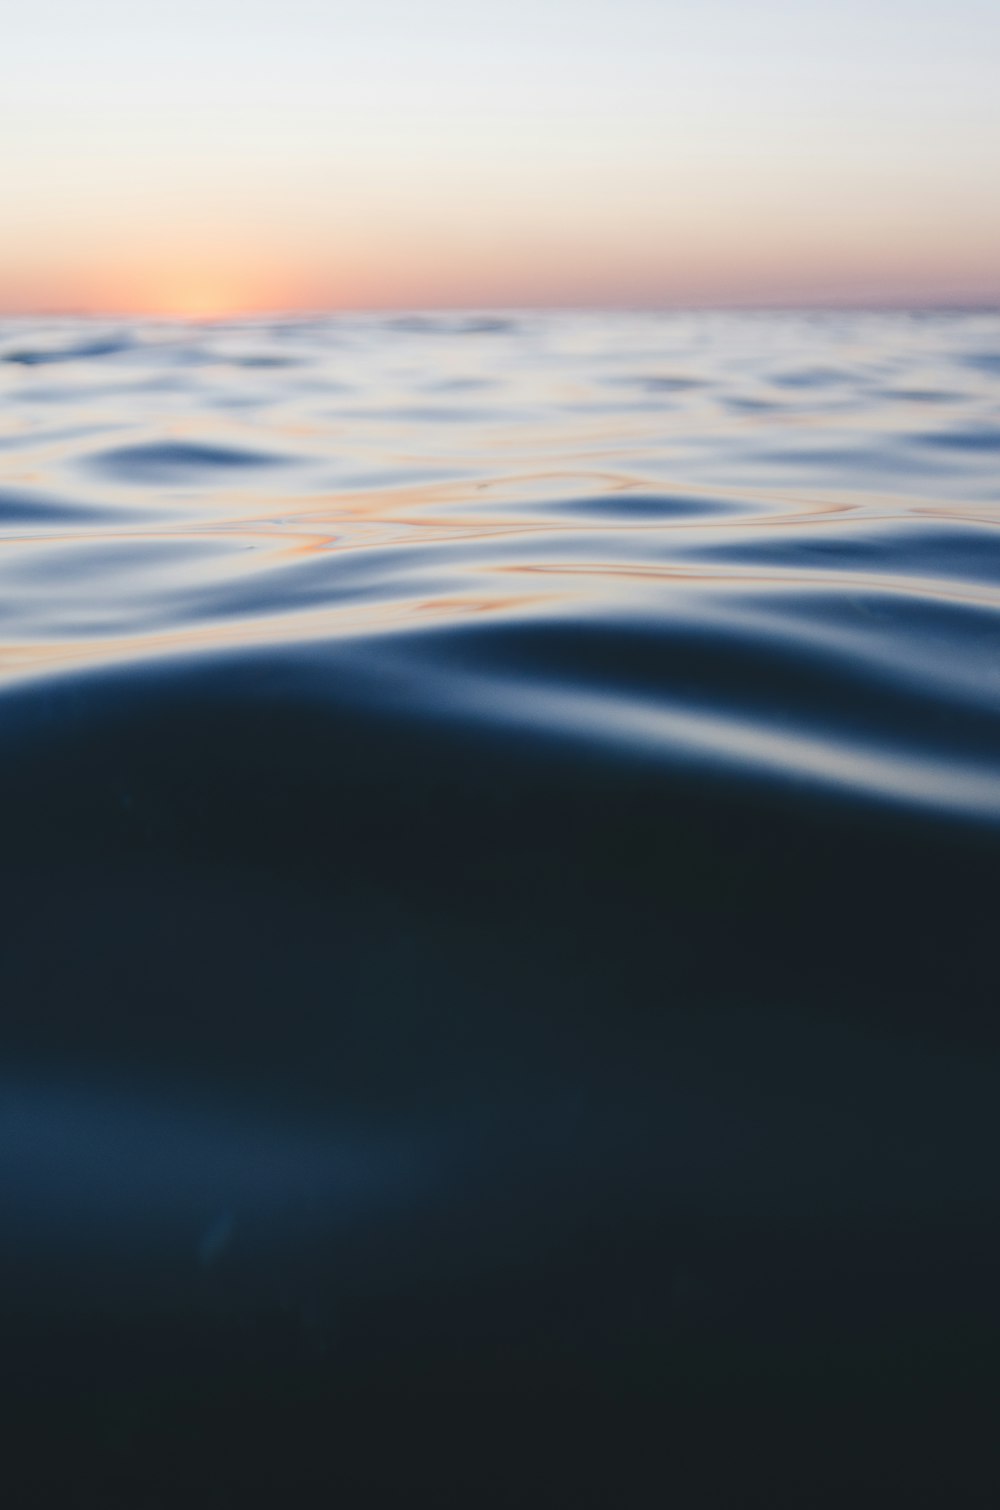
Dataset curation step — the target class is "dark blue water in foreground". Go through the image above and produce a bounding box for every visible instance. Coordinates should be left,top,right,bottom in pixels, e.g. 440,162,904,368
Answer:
2,312,1000,1504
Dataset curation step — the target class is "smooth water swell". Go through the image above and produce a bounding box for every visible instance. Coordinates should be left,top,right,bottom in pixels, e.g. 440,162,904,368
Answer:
2,310,1000,817
3,312,1000,1501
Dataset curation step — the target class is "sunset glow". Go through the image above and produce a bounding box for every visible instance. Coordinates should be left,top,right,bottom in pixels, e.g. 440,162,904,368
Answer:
4,0,1000,315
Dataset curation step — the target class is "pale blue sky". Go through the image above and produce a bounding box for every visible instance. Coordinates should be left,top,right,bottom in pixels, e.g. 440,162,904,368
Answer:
3,0,998,311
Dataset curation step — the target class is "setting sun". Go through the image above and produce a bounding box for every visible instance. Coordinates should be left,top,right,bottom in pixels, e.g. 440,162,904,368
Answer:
3,0,1000,314
92,250,301,320
143,278,252,321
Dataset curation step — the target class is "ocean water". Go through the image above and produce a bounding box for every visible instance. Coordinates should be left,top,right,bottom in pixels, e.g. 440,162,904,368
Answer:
2,311,1000,1503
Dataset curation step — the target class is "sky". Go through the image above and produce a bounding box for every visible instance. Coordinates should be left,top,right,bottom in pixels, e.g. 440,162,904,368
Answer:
2,0,999,315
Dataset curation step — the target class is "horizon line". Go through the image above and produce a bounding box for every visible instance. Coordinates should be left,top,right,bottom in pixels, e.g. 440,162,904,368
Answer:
4,297,1000,323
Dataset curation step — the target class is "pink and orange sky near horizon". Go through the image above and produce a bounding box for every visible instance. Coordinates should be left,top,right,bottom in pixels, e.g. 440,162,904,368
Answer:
4,0,1000,318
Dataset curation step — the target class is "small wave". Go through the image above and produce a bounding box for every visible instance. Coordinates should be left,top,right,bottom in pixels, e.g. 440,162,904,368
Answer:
769,365,850,389
2,335,133,365
89,438,292,482
0,485,122,528
605,373,704,393
691,521,1000,587
915,424,1000,453
549,489,737,519
963,350,1000,376
386,314,516,336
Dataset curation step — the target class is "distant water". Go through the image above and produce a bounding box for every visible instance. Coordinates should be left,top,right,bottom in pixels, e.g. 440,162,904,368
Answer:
2,312,1000,1504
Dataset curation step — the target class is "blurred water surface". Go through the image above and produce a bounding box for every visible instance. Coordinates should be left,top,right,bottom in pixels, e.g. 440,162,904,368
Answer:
2,312,1000,1504
3,310,1000,814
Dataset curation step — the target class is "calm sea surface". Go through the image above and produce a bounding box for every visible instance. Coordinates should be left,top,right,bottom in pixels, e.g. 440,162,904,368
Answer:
2,311,1000,1502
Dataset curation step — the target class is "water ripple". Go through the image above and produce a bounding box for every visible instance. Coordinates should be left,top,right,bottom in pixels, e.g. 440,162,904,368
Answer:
1,308,999,824
4,311,1000,1494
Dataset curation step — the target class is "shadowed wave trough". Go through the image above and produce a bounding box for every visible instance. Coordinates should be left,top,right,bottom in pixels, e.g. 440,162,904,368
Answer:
2,311,1000,1505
